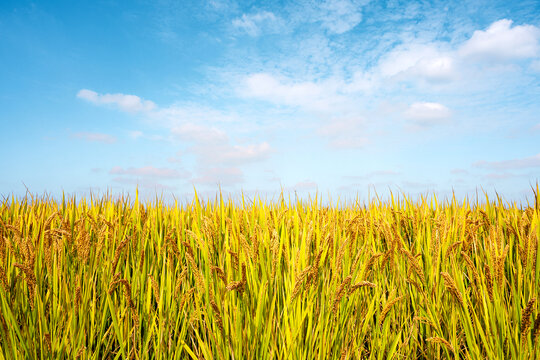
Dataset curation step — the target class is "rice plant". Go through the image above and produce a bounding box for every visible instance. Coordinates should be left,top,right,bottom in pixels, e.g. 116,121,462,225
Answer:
0,188,539,359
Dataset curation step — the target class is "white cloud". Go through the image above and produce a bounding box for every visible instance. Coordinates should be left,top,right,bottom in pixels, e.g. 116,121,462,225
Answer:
72,132,116,144
377,43,456,82
242,73,344,112
474,153,540,170
77,89,155,113
459,19,540,60
410,56,456,82
232,11,282,36
109,166,188,178
170,122,272,185
243,73,321,103
404,102,451,125
192,166,244,186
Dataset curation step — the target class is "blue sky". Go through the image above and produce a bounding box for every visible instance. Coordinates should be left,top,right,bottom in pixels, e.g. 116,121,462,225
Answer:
1,0,540,202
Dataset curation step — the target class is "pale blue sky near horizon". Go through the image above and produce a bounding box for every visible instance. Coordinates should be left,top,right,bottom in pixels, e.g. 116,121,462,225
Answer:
1,0,540,203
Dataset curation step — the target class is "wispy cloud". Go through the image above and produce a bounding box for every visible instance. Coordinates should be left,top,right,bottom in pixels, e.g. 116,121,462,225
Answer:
232,11,283,36
109,166,189,178
72,132,117,144
172,123,228,143
241,73,341,111
451,168,469,175
301,0,367,34
77,89,155,113
474,153,540,170
216,142,272,164
343,170,400,181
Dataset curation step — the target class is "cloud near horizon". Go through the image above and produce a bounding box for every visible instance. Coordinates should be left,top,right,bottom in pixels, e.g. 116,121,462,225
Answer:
474,153,540,170
72,132,117,144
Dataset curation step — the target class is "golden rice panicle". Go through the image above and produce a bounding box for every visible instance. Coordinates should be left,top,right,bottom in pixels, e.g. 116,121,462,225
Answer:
380,294,405,327
111,238,128,273
290,265,312,302
496,244,509,288
239,234,252,261
174,267,188,299
440,272,464,307
532,313,540,344
361,252,382,280
0,265,8,291
75,274,82,309
348,281,376,295
14,263,36,308
334,238,348,280
148,274,160,303
227,249,239,271
521,297,536,341
226,263,247,294
402,249,425,284
484,264,493,302
210,265,227,284
251,230,260,262
426,337,455,354
413,316,435,328
332,275,352,313
461,251,480,288
209,288,223,333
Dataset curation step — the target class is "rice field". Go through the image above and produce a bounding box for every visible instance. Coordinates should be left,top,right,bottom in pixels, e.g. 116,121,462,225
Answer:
0,189,539,359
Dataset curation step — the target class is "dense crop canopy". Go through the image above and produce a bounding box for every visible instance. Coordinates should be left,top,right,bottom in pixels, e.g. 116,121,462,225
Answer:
0,189,539,359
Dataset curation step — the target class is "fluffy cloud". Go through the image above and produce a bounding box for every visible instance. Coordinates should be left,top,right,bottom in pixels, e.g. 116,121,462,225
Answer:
77,89,155,113
169,121,272,185
459,19,540,60
72,132,116,144
404,102,451,125
377,43,456,83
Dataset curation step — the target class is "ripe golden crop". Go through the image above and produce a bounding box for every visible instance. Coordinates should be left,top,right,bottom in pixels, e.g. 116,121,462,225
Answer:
0,189,539,359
